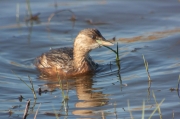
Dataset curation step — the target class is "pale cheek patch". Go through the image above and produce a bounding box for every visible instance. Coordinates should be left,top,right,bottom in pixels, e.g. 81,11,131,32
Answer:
74,34,98,50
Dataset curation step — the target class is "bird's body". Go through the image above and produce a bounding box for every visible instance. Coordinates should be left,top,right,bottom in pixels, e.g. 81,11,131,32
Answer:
35,28,113,77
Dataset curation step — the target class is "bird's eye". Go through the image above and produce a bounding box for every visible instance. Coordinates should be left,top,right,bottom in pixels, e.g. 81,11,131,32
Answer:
91,35,96,39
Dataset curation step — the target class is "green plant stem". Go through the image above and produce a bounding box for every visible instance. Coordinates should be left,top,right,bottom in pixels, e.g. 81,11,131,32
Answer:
142,55,151,81
28,75,37,99
12,71,37,99
57,74,68,115
58,78,65,102
103,44,120,61
96,40,120,61
12,71,31,89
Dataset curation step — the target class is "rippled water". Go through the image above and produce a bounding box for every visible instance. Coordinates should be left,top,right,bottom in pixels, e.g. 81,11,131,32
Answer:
1,0,180,119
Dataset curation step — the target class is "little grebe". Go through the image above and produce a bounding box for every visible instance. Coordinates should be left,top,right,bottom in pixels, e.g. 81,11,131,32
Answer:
35,28,113,77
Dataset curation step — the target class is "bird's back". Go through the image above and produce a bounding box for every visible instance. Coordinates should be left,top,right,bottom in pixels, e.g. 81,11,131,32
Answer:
36,47,74,75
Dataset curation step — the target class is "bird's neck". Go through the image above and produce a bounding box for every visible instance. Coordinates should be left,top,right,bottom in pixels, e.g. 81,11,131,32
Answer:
73,47,90,69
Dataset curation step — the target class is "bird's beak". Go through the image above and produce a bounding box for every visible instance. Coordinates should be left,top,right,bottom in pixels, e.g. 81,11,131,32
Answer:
96,37,114,46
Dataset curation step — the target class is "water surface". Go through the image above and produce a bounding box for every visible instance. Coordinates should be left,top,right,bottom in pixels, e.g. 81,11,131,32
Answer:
1,0,180,119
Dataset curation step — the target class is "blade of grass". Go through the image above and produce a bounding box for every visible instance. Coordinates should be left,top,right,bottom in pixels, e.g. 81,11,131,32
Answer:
57,73,69,115
26,0,32,16
114,102,118,119
58,76,65,100
16,3,19,22
152,91,162,119
96,40,121,80
12,71,37,99
127,100,134,119
52,105,60,119
116,42,119,61
28,75,37,99
142,55,151,81
148,98,165,119
142,100,145,119
96,40,120,61
12,71,31,89
34,103,41,119
172,110,174,119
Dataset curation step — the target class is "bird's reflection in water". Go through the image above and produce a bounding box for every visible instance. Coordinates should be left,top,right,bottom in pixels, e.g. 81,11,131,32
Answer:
38,74,109,116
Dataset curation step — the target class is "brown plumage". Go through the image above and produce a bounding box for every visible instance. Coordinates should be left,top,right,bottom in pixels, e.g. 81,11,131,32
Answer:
35,28,113,77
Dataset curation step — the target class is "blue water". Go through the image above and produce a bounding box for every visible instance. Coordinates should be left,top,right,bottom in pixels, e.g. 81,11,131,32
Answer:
1,0,180,119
